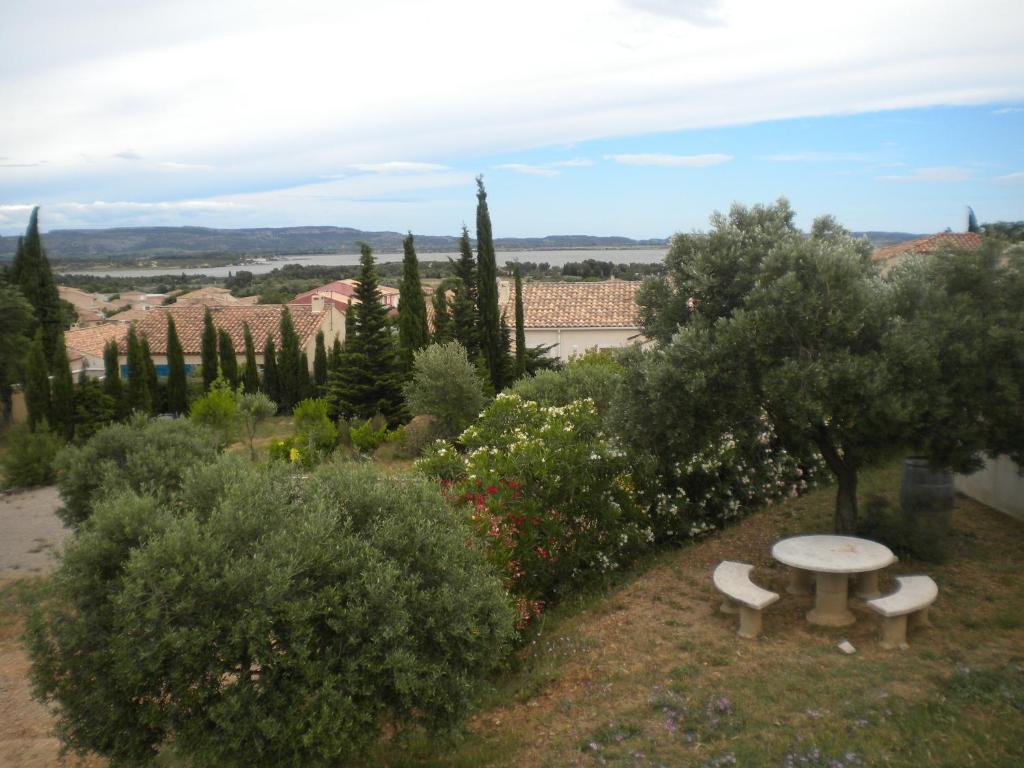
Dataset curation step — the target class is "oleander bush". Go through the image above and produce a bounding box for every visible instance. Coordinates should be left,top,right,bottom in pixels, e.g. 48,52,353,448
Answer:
417,393,649,625
53,414,217,527
28,459,515,768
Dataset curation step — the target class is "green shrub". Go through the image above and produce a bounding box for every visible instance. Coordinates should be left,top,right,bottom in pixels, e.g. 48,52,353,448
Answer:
403,342,487,441
510,350,624,416
29,460,514,767
1,422,61,488
416,393,649,626
349,417,388,454
292,397,337,452
53,414,217,527
235,391,276,460
188,380,237,447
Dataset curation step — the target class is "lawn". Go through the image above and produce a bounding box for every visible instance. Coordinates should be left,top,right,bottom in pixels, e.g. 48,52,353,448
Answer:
2,461,1022,768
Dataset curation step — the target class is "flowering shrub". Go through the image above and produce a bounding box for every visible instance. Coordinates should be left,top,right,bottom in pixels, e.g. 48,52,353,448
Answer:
417,393,649,625
644,414,825,541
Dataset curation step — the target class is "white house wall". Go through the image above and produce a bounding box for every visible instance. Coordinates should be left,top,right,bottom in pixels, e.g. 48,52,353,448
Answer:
525,327,642,362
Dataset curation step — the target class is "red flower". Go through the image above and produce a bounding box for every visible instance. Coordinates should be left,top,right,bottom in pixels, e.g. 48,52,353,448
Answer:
486,484,498,495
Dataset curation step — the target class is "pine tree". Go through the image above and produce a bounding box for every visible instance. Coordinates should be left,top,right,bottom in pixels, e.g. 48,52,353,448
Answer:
397,232,429,374
276,308,304,412
24,330,51,430
201,307,218,390
313,330,328,394
50,333,75,439
261,337,281,406
103,340,124,419
513,264,527,378
241,323,260,394
454,225,478,304
327,245,402,422
10,208,63,367
450,225,480,357
431,285,452,344
218,328,239,388
125,327,151,415
166,315,188,414
326,301,359,420
474,176,507,392
140,334,159,414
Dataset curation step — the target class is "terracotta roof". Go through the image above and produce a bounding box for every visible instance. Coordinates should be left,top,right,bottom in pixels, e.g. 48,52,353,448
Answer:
65,323,129,358
873,232,983,263
107,308,152,324
502,281,640,329
174,287,259,306
120,305,323,356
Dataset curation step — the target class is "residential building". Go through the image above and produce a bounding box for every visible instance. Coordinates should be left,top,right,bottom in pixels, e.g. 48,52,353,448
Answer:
290,279,400,315
872,232,983,273
64,323,129,379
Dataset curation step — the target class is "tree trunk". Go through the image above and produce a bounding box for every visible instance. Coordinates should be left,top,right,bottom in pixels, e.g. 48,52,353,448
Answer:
835,465,858,535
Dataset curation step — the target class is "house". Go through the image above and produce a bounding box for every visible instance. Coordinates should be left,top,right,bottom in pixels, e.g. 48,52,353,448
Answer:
172,286,259,307
116,290,167,310
499,279,643,361
119,303,345,375
872,232,983,273
290,279,400,315
58,286,129,326
64,323,130,379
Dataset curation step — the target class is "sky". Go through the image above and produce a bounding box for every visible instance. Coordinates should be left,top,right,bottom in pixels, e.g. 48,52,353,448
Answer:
1,0,1023,238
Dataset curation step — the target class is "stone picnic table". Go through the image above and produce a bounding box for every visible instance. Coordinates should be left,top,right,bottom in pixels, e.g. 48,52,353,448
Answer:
771,535,897,627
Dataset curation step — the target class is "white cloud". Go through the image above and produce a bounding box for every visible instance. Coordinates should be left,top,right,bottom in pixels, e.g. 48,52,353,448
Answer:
764,151,870,162
608,153,732,167
494,163,561,177
992,106,1024,114
549,158,594,167
347,161,451,174
876,166,972,183
622,0,723,26
994,171,1024,184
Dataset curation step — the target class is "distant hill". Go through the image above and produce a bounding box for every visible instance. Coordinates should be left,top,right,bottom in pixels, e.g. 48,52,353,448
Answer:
0,225,922,263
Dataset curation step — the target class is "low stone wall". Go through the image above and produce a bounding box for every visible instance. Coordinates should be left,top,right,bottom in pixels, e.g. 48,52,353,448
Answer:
955,455,1024,522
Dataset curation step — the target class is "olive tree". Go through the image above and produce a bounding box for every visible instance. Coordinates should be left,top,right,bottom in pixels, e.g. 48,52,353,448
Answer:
403,342,487,441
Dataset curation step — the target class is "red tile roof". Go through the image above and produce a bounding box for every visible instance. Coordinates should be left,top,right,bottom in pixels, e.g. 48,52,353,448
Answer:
873,232,983,264
65,323,129,358
120,305,323,356
502,281,640,329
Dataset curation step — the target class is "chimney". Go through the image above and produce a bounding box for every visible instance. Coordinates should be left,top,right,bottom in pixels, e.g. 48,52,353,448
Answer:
311,294,325,314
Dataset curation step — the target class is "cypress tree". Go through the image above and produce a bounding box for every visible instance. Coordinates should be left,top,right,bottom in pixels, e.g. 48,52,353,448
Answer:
513,264,527,378
451,281,479,358
326,301,359,420
125,327,151,415
218,328,239,388
241,323,260,394
261,337,281,406
140,334,159,413
328,336,343,374
313,330,328,394
24,330,51,430
474,176,507,392
0,283,34,422
50,332,75,439
397,232,429,374
454,224,478,304
431,285,452,344
166,315,188,414
103,340,124,419
276,308,304,412
201,307,218,390
10,208,63,366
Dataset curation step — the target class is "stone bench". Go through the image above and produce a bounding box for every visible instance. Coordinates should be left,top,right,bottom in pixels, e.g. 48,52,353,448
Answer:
713,561,779,639
866,575,938,649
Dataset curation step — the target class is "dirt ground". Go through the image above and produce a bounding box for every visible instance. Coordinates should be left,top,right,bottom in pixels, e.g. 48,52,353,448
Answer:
0,487,66,581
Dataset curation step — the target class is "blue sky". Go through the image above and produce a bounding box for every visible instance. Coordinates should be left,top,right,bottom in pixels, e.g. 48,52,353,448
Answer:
1,0,1022,238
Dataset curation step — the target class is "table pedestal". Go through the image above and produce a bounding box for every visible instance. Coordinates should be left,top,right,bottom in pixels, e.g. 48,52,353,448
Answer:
852,570,882,600
807,572,856,626
786,567,815,595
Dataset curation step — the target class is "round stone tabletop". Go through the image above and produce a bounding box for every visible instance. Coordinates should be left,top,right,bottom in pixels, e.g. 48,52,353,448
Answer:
771,535,897,574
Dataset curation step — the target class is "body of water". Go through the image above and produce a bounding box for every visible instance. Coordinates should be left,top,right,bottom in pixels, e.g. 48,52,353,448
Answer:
63,248,669,278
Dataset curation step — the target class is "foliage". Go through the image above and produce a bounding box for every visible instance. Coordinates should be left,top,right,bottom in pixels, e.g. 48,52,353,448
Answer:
474,177,509,392
9,207,63,367
416,393,648,624
292,397,337,452
235,391,276,460
0,283,33,420
49,333,76,439
201,307,218,390
1,422,60,488
189,380,238,446
398,232,430,373
511,350,624,417
312,329,327,394
53,414,217,527
403,342,488,441
431,284,452,344
241,322,260,394
165,315,188,414
28,460,514,768
513,264,526,377
71,377,116,441
857,495,950,563
349,416,390,455
261,337,280,405
24,330,50,429
275,307,306,412
140,334,159,414
217,328,239,388
125,327,152,415
103,340,124,418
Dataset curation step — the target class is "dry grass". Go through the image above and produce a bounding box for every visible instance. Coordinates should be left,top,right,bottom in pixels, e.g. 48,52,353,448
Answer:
374,462,1024,768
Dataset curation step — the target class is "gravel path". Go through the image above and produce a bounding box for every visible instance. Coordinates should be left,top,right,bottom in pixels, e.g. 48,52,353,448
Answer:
0,487,67,580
